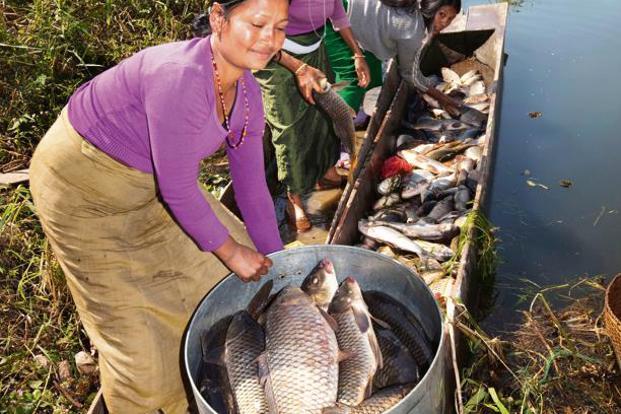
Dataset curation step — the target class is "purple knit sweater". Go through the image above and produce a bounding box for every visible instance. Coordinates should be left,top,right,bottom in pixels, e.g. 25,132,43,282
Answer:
67,36,283,254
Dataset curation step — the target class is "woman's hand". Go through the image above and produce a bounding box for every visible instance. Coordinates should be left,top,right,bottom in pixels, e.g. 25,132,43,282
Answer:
214,237,273,282
294,64,326,105
354,56,371,88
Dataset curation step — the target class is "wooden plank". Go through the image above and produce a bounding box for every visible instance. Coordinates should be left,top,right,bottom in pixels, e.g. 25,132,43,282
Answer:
0,169,29,186
327,60,403,242
330,82,410,246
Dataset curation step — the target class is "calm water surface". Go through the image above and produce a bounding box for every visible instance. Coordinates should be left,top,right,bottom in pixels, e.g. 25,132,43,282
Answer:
459,0,621,333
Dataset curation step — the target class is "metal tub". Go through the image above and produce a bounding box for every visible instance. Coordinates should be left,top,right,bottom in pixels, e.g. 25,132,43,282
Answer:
184,245,449,413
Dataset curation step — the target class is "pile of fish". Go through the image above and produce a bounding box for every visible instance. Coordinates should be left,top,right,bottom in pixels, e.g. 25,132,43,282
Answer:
357,68,490,298
199,258,435,414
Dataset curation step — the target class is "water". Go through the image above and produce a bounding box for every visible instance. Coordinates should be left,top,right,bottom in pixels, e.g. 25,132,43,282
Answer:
459,0,621,333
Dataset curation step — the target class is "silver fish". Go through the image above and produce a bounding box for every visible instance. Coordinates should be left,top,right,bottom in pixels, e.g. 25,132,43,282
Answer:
358,220,424,258
313,80,355,154
412,116,474,132
362,290,434,372
373,327,420,389
224,312,269,414
398,150,454,175
401,170,434,200
329,277,383,406
412,239,454,262
372,221,458,243
372,193,401,211
423,196,455,223
321,384,414,414
301,258,339,312
258,286,340,414
454,185,472,211
465,145,483,162
377,175,402,196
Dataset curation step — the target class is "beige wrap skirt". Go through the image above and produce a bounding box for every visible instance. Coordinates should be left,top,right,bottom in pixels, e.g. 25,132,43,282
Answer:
29,108,254,413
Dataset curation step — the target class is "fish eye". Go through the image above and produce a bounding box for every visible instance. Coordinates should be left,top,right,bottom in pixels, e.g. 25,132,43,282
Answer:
312,278,318,284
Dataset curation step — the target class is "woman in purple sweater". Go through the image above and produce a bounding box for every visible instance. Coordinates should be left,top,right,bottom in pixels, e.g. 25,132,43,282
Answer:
29,0,287,412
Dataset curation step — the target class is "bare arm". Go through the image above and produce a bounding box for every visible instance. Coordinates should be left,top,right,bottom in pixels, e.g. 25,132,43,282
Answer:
336,27,370,88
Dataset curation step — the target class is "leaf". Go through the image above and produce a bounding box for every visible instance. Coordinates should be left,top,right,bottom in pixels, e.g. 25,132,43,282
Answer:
488,387,510,414
464,385,488,412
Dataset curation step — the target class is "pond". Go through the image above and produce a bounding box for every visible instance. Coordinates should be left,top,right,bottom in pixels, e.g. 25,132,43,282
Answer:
461,0,621,333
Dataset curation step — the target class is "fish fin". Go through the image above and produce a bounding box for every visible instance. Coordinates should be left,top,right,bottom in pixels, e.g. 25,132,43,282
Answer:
257,352,278,414
319,307,340,332
370,315,391,330
201,346,226,367
368,329,384,370
364,379,374,399
351,305,370,333
246,280,274,320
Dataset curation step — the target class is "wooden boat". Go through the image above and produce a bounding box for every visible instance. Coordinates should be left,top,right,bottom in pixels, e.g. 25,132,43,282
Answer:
327,3,509,410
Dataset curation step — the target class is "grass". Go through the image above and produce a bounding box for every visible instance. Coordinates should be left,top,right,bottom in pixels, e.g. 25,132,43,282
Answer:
1,1,209,411
456,277,621,414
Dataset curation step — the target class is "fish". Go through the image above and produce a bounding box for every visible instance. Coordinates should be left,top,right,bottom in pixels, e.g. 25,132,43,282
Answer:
468,81,486,97
411,116,475,132
329,277,383,406
420,269,446,286
321,384,414,414
396,133,427,151
426,141,477,162
465,145,483,162
463,93,489,105
373,327,420,389
401,169,434,199
411,240,454,262
454,185,472,211
358,220,425,258
398,150,454,175
372,193,401,211
422,196,455,223
219,282,275,414
421,174,457,203
258,286,340,414
415,200,437,217
358,236,380,251
200,316,236,414
362,291,435,372
313,79,355,154
362,86,382,116
224,312,269,414
372,221,459,243
377,175,402,196
301,258,339,312
369,207,407,223
455,156,476,186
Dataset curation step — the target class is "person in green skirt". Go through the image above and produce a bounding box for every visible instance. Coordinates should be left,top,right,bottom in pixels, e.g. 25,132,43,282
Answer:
325,0,461,112
254,0,370,233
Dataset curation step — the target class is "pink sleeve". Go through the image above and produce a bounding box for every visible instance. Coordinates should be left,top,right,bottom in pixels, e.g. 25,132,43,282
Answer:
330,0,351,30
143,63,230,252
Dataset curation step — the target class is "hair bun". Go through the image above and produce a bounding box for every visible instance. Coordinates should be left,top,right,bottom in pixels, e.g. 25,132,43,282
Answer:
192,13,211,37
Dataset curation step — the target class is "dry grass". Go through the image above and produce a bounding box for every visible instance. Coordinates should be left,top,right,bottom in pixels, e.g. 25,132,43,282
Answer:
458,277,621,414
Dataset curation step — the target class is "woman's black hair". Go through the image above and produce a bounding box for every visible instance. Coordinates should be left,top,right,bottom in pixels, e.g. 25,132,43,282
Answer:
191,0,291,37
378,0,461,28
418,0,461,28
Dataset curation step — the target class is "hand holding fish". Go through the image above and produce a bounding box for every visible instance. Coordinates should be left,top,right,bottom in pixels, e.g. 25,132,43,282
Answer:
294,63,327,105
214,237,272,282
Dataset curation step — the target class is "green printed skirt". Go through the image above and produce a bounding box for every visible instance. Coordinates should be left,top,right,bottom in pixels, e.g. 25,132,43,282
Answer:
254,31,339,195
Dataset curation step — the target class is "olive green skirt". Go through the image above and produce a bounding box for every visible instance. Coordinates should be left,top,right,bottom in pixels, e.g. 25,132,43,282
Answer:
254,31,339,195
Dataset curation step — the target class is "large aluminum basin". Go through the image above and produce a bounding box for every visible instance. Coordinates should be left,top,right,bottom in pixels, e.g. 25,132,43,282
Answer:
184,245,448,413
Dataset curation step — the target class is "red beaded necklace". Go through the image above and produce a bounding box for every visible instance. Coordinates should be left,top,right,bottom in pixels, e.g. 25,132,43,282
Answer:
210,42,250,149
